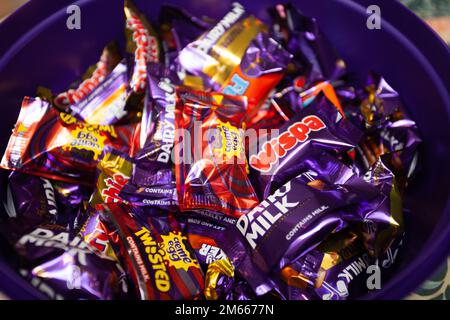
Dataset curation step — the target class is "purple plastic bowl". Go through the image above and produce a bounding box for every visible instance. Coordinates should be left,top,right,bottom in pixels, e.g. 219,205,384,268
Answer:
0,0,449,300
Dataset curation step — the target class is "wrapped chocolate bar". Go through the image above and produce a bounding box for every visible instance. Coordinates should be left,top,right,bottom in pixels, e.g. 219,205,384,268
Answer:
0,97,137,185
1,171,91,244
44,42,121,112
159,5,212,70
272,79,345,119
97,203,204,300
14,225,129,300
249,93,362,199
277,227,405,300
124,0,160,94
277,229,372,300
178,2,292,119
0,172,127,299
174,88,259,218
268,3,345,86
119,64,179,210
352,74,422,190
69,61,129,125
220,151,394,295
356,157,404,256
89,147,133,208
176,210,236,269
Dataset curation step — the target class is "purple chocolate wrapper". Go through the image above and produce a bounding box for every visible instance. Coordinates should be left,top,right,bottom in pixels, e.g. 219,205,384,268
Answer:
220,150,405,296
120,64,179,210
14,225,129,300
70,60,129,125
268,3,346,88
1,171,91,244
249,93,362,199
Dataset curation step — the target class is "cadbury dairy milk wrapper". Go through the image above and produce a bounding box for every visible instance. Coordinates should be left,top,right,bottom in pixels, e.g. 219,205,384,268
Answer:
220,151,390,295
178,2,292,119
277,227,405,300
249,93,362,199
174,87,259,218
120,64,179,210
14,225,129,299
277,229,371,300
1,171,91,244
0,97,138,185
97,203,204,300
348,74,422,190
158,5,212,71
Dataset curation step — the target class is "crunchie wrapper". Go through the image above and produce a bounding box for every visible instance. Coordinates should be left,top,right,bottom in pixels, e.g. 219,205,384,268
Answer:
124,0,160,94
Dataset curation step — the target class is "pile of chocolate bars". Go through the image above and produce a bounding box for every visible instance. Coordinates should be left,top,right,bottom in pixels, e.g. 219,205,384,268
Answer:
0,1,421,300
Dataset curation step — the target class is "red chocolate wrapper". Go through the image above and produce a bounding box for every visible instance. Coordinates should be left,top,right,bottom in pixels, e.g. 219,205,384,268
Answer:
97,203,204,300
0,97,137,186
49,42,121,111
125,0,160,94
174,88,259,218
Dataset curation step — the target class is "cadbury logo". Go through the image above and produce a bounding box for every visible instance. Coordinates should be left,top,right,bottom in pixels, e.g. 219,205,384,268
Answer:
237,181,299,249
249,115,326,172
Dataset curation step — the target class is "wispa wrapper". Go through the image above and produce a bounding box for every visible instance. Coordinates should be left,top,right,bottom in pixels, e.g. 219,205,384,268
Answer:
220,151,404,295
1,171,91,244
0,97,137,185
14,225,129,299
174,88,259,218
97,203,204,300
178,2,292,119
249,93,362,199
120,64,179,210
